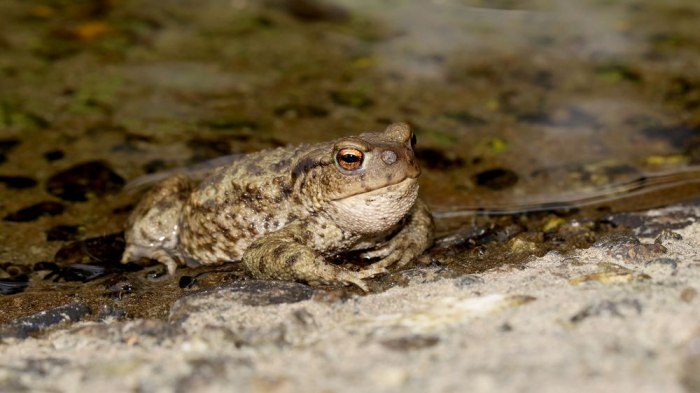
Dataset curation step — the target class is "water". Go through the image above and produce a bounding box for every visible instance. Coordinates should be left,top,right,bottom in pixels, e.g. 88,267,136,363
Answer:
0,0,699,323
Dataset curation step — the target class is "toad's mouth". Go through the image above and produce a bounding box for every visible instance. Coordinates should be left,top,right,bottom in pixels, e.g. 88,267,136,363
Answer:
332,177,419,202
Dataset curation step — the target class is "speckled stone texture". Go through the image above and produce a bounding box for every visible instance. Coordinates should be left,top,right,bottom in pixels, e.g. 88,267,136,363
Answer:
0,202,699,393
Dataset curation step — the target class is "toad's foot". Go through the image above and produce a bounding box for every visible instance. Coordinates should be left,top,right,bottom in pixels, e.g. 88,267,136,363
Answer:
329,266,388,292
243,239,387,292
359,242,397,260
357,235,423,272
360,199,435,271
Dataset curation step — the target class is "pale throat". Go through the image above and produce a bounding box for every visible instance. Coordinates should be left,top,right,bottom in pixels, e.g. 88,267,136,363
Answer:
329,178,418,235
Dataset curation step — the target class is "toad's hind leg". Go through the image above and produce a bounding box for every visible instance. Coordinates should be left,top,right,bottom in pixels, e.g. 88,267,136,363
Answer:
121,174,193,274
243,229,386,292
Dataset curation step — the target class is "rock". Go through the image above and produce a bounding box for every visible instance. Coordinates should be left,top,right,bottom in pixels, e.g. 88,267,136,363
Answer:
606,209,700,238
183,279,315,307
169,280,316,322
0,302,91,339
596,234,667,263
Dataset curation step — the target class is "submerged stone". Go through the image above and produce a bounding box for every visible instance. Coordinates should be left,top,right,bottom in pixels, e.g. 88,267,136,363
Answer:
44,263,107,283
43,149,65,161
284,0,350,22
0,175,37,189
4,201,65,222
46,161,125,201
0,139,20,154
641,124,700,149
178,276,197,289
474,168,519,190
186,138,232,163
45,224,81,241
415,147,465,170
54,233,126,267
0,138,20,165
0,275,29,295
142,159,168,174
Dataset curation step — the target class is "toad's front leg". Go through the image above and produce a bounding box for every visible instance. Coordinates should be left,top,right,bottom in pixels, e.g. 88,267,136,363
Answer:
360,199,434,270
242,224,385,291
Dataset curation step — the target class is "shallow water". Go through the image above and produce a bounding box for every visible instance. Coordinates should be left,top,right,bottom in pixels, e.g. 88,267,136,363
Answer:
0,0,699,325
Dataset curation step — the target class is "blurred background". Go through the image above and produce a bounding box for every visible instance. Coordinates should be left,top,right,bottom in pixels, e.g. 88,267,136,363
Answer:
1,0,699,316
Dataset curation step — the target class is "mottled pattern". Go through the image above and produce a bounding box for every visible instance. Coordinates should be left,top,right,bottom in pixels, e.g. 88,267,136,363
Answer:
122,174,193,273
122,123,434,290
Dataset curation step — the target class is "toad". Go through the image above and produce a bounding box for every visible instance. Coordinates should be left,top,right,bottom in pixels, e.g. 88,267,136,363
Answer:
122,123,434,290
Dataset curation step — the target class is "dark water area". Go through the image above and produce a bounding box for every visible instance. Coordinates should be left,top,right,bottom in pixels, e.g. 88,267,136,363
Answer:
1,0,699,325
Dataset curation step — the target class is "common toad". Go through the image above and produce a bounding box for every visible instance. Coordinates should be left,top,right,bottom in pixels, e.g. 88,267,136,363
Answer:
122,123,434,290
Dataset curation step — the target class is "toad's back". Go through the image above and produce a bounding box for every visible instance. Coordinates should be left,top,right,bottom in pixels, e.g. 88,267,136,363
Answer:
178,144,318,264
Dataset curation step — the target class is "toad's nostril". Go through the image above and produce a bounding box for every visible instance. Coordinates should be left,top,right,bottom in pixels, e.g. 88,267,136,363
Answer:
381,150,397,165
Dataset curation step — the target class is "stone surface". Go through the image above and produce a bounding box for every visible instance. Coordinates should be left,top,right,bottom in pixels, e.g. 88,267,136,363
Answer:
0,204,698,392
1,0,700,391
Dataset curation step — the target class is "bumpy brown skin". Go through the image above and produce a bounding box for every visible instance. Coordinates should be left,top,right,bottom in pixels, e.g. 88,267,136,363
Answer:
122,123,434,291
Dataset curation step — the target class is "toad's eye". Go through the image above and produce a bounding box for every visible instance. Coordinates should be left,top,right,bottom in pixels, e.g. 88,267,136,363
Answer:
410,133,417,148
336,148,364,171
